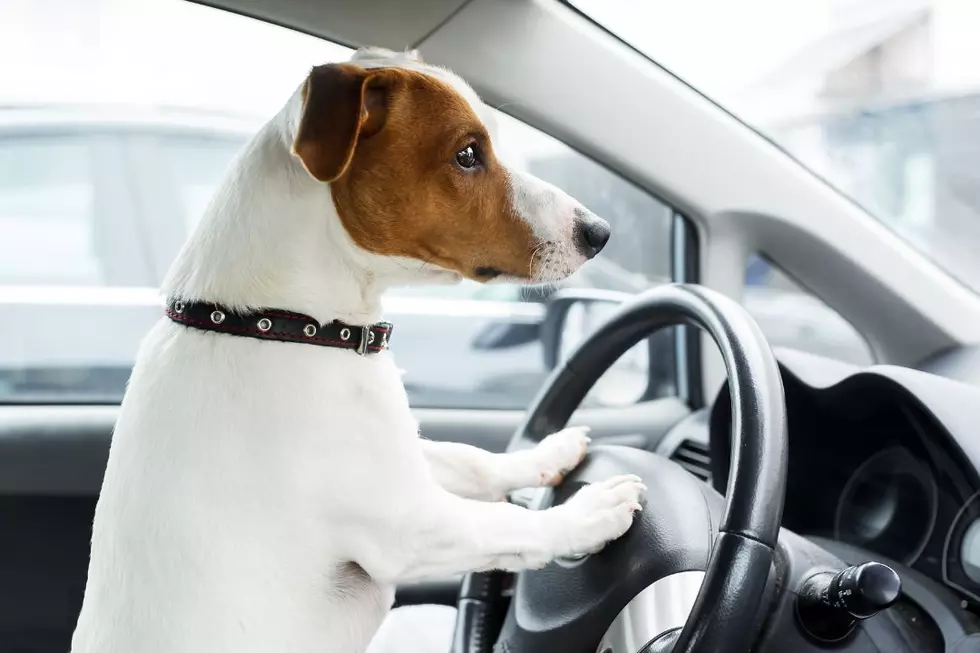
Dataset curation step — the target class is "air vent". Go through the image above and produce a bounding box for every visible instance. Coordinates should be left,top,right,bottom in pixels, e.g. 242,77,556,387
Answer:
670,439,712,482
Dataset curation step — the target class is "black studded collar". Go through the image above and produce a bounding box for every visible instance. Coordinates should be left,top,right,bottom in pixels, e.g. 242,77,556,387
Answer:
165,299,392,355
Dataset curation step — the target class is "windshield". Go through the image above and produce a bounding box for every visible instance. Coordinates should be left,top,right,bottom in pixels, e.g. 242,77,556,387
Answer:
571,0,980,293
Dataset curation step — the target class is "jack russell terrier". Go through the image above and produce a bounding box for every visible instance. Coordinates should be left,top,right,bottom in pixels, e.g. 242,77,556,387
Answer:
70,47,645,653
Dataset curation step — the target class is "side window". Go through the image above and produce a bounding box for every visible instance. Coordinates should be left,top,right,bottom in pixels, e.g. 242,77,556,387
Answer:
390,114,675,410
743,254,874,366
494,114,674,286
0,136,101,285
0,0,678,406
157,136,247,232
386,114,674,302
139,134,251,276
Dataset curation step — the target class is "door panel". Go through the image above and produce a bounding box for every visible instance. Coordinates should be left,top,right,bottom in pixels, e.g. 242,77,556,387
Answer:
0,5,687,648
415,398,689,453
0,398,689,650
0,400,689,494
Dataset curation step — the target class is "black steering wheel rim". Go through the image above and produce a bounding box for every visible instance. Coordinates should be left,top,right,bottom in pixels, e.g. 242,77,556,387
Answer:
515,283,787,545
455,283,788,653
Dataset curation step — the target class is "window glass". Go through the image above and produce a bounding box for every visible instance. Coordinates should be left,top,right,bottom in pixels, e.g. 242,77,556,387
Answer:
493,113,674,287
572,0,980,295
0,0,675,407
744,254,874,365
157,136,247,232
0,137,100,285
140,108,675,410
387,113,675,409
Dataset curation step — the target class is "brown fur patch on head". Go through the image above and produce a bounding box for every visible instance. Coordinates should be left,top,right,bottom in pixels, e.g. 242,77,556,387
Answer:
292,63,538,281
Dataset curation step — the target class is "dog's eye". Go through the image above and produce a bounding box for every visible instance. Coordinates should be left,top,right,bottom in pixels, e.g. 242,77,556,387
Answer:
454,144,481,170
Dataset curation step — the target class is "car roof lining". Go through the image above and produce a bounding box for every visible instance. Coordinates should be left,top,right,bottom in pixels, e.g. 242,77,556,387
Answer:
189,0,471,52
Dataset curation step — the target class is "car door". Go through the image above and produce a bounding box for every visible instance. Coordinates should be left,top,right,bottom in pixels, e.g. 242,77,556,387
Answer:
0,4,696,651
0,124,155,652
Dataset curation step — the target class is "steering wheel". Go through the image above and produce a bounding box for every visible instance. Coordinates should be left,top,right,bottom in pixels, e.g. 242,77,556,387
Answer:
452,284,788,653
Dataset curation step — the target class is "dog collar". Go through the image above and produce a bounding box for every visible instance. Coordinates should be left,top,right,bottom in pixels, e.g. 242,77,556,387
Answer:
165,299,392,355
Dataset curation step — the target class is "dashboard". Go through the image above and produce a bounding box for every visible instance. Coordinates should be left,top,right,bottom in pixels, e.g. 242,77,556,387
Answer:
701,348,980,606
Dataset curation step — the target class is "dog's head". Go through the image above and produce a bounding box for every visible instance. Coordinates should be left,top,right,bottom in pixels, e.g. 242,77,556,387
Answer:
290,48,610,285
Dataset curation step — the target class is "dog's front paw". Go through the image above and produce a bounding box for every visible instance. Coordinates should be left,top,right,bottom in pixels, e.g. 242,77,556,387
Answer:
549,474,646,557
504,426,591,490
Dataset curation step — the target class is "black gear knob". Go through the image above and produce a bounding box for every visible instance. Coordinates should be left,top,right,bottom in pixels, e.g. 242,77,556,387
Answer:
797,562,902,642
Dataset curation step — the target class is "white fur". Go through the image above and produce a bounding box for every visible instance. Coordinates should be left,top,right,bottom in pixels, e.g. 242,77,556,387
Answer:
70,50,643,653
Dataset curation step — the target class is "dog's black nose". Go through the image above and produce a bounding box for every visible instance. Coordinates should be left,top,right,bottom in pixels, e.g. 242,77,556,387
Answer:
575,211,611,259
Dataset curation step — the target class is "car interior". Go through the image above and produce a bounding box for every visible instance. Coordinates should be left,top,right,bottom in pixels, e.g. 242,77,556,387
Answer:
5,1,980,652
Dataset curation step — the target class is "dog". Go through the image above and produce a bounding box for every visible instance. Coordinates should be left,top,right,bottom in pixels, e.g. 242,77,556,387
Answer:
70,47,645,653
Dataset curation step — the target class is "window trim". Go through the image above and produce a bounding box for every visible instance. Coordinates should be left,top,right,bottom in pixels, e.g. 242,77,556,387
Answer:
672,212,704,408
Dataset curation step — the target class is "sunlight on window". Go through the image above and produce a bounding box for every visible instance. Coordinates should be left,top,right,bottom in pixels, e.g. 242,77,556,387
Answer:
572,0,980,294
0,0,350,118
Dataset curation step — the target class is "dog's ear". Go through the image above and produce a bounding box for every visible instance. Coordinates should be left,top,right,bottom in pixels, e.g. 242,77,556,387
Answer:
292,63,392,183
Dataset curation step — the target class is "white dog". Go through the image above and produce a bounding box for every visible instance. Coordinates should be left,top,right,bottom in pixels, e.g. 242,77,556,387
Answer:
70,47,644,653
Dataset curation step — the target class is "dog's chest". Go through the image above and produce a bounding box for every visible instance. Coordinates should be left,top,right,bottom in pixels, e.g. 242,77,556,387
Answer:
162,328,418,493
75,326,413,651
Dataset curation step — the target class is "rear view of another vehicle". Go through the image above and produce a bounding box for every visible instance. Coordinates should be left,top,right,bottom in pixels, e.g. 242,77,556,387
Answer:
0,109,250,403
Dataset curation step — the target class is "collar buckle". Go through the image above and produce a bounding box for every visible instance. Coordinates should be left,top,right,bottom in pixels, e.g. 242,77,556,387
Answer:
356,326,370,355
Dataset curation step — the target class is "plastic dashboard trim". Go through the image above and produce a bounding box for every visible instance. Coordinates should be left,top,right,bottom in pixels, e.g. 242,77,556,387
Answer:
694,347,980,610
711,347,980,492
